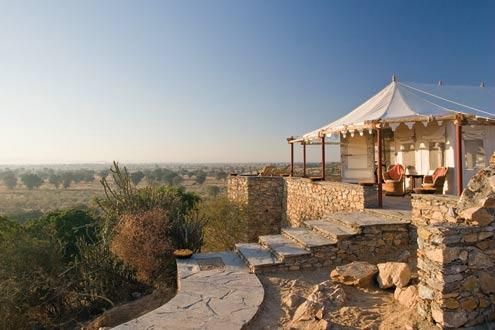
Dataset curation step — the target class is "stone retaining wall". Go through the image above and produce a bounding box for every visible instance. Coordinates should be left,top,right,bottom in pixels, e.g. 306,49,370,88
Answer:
256,223,412,273
411,194,459,226
283,177,378,227
416,223,495,328
228,176,379,232
228,176,284,240
337,224,412,264
414,155,495,328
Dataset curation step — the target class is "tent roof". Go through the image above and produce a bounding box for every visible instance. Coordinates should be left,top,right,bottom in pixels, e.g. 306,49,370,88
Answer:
295,81,495,142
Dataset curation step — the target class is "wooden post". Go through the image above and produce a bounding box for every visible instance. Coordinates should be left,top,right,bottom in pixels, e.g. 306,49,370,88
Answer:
377,126,383,208
290,142,294,177
321,135,326,180
302,142,307,177
455,117,463,196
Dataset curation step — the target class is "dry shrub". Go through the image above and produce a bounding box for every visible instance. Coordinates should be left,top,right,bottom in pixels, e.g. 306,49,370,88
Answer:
199,197,249,252
110,208,172,284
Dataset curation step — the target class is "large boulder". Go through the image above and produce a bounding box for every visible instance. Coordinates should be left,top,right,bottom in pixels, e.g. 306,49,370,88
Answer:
376,262,411,289
394,285,418,308
330,261,378,289
457,152,495,225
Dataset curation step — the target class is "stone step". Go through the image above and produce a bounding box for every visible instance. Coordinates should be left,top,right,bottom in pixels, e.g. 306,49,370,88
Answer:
327,211,410,230
282,227,337,251
235,243,282,272
258,235,311,260
365,209,412,222
304,219,359,240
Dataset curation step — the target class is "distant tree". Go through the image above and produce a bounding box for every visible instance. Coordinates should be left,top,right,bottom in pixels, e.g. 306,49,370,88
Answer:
215,171,228,181
206,185,221,198
78,169,95,182
98,169,110,178
48,174,62,189
20,173,43,190
2,171,17,189
130,171,145,186
170,174,183,186
61,172,73,189
195,171,207,185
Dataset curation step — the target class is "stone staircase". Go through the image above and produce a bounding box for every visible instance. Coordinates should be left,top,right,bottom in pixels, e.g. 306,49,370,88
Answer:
235,209,411,273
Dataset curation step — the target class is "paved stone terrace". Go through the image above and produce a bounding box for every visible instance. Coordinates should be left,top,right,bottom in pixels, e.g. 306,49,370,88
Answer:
113,252,264,330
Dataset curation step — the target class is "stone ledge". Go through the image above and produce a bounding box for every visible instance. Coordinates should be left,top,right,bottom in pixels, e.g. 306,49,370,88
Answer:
113,252,264,330
411,194,459,203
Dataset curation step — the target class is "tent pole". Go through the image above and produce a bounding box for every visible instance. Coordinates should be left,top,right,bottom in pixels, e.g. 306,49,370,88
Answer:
302,142,307,177
455,117,463,196
290,142,294,177
321,135,326,180
377,126,383,208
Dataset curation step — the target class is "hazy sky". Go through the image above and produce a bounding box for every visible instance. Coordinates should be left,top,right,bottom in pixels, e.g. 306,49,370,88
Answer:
1,0,494,164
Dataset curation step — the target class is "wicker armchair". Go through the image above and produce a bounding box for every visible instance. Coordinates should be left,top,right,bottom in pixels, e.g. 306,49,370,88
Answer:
383,164,406,196
422,167,448,194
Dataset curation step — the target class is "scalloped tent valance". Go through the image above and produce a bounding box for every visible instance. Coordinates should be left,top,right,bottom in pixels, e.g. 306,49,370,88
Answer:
292,81,495,143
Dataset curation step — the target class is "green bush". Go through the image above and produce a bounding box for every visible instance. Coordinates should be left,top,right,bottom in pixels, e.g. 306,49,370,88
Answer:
169,213,205,252
96,162,199,222
0,213,146,329
198,197,249,252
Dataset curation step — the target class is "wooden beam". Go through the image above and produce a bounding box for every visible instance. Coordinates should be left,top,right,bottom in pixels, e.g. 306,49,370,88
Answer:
455,117,463,196
321,135,326,180
290,142,294,177
377,126,383,208
302,142,307,177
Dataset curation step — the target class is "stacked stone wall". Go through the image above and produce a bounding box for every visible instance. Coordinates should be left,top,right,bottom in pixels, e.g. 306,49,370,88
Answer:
411,194,459,226
413,155,495,328
283,177,378,227
337,224,412,264
228,176,284,240
416,223,495,328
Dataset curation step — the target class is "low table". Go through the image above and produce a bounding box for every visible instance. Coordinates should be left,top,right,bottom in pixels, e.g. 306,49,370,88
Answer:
358,181,375,187
406,174,424,193
413,187,436,194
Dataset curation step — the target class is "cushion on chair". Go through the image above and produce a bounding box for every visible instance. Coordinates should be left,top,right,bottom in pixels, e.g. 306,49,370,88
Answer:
386,165,404,181
432,167,448,184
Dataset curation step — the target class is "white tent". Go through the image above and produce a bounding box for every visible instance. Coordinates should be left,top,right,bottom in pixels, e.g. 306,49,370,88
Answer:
288,78,495,198
294,79,495,142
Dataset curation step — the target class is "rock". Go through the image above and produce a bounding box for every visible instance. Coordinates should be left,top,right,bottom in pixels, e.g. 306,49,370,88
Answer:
292,300,324,322
459,207,494,226
131,292,142,299
442,298,460,309
377,262,411,289
394,285,418,308
432,306,468,328
418,284,434,300
308,280,346,307
481,197,495,208
289,281,346,329
468,248,494,269
479,271,495,294
462,275,478,292
461,297,478,311
397,250,411,262
330,261,378,289
283,293,305,308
